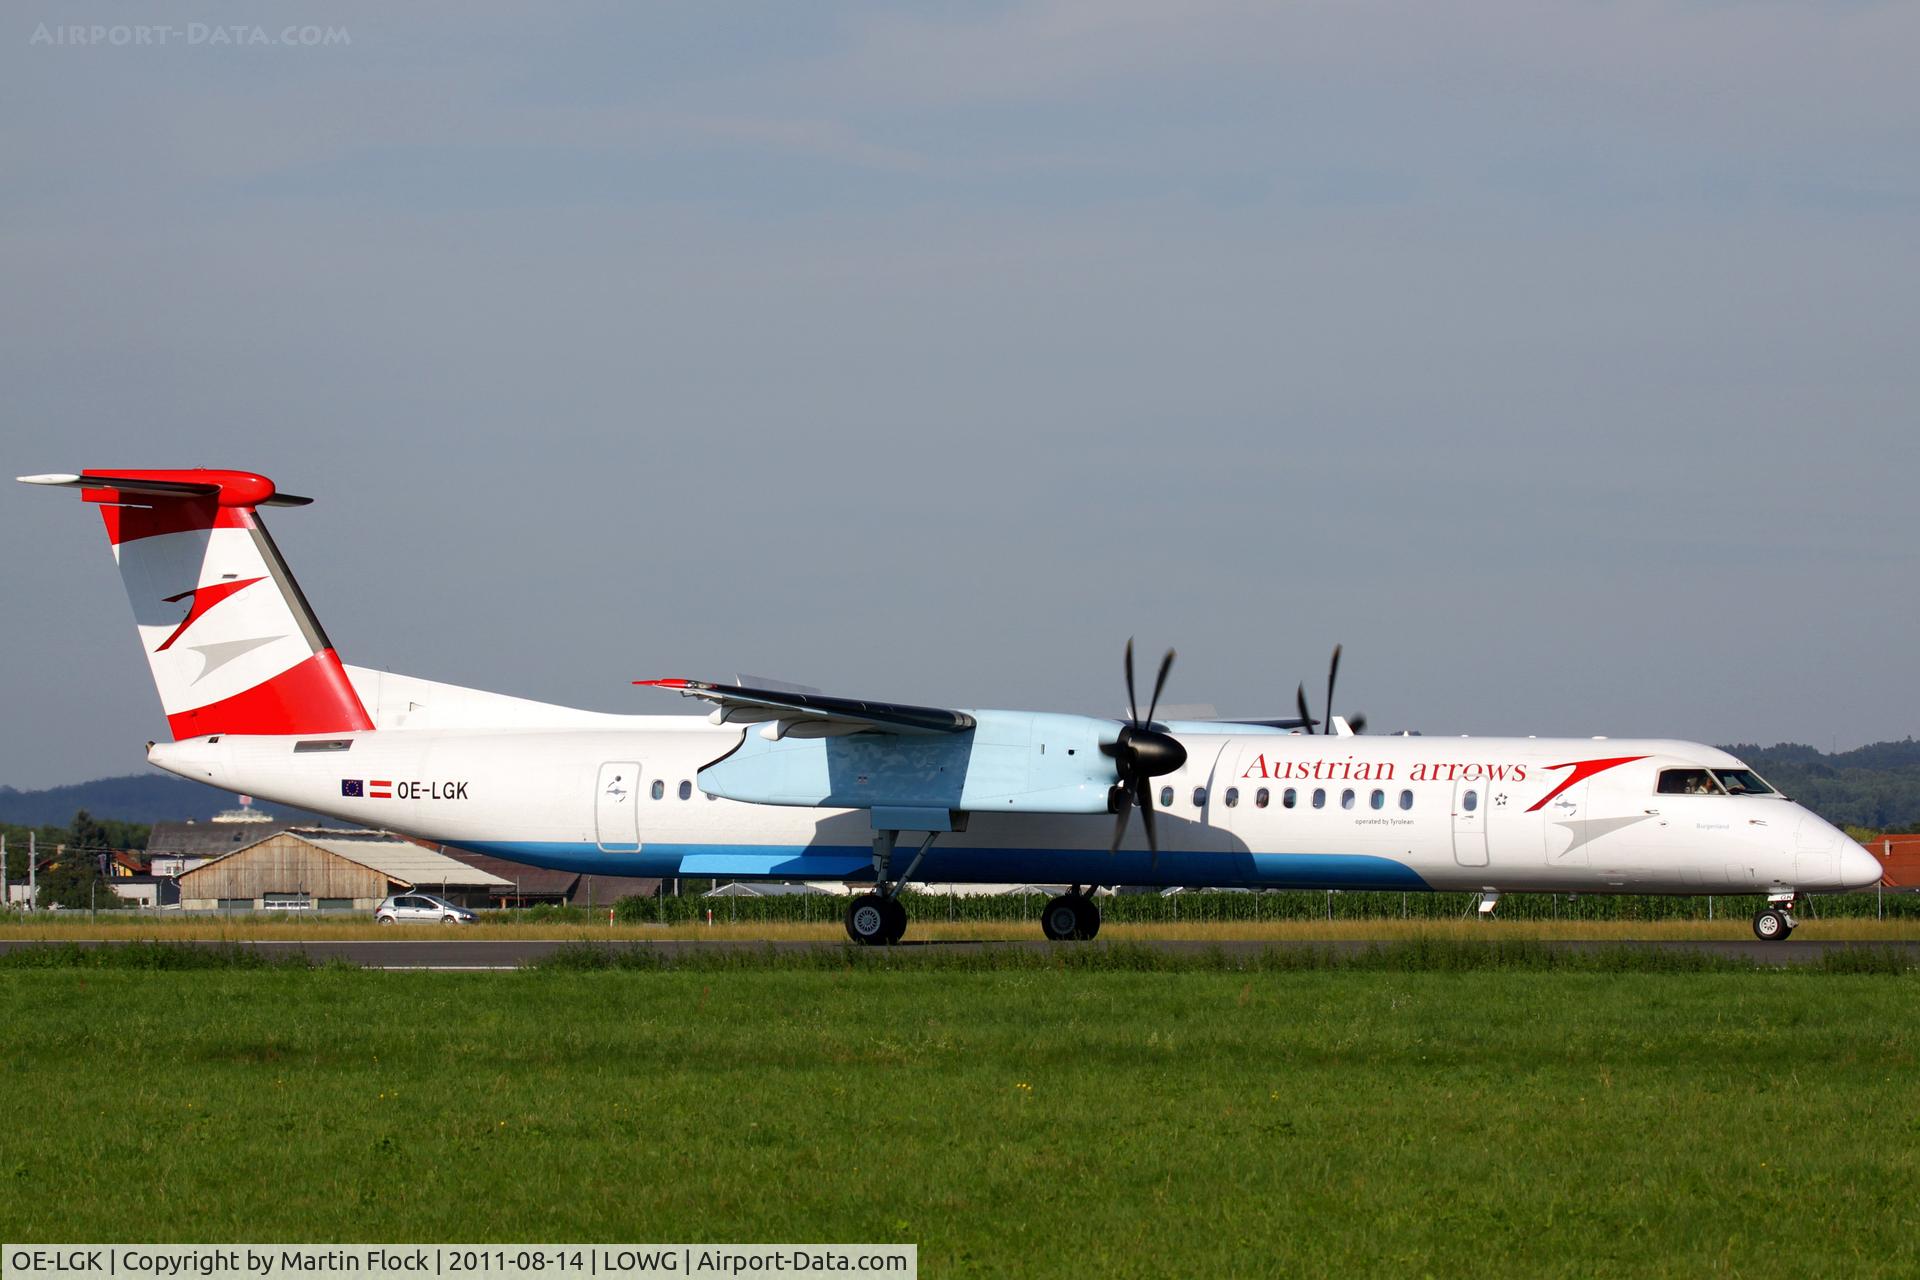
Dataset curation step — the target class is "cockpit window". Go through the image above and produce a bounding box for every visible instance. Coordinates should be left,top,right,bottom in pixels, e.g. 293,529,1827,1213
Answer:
1712,769,1776,796
1657,768,1725,796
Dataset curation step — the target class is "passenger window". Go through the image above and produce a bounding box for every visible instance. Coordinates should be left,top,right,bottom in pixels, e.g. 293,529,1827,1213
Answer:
1255,788,1270,809
1312,788,1326,809
1399,789,1413,810
650,779,665,800
1341,789,1356,810
678,780,693,800
1712,769,1774,796
1283,788,1297,809
1223,787,1239,808
1192,786,1208,808
1657,768,1723,796
1463,790,1478,812
1160,786,1174,807
1370,789,1385,810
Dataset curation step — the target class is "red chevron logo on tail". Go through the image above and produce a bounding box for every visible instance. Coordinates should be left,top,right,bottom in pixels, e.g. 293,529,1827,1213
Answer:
155,577,265,652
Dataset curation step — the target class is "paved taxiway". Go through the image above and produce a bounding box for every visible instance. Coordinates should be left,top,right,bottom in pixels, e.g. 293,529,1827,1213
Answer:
1,937,1914,969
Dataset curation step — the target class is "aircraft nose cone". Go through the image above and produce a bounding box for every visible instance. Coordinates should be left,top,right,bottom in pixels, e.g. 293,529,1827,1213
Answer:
1841,841,1885,891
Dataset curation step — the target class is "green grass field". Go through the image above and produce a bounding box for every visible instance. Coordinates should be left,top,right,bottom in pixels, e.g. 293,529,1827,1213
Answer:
2,956,1916,1277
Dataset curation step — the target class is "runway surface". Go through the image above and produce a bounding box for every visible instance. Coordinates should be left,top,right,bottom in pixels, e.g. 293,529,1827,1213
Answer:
1,937,1915,968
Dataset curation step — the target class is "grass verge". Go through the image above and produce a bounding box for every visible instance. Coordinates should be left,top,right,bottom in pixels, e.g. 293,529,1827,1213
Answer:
1,965,1915,1276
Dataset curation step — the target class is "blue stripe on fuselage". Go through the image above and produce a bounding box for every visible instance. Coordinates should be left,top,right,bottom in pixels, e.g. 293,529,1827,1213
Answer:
446,841,1431,891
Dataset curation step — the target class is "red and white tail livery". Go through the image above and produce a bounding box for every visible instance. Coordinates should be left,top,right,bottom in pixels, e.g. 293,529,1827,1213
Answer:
19,470,371,739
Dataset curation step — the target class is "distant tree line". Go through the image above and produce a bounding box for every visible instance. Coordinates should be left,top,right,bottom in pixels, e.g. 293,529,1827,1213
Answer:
1,810,148,909
1721,739,1920,833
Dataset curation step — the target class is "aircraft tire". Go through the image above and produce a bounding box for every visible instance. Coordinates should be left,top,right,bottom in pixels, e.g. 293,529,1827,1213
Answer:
881,897,908,945
846,894,892,946
1752,908,1793,942
1042,893,1097,942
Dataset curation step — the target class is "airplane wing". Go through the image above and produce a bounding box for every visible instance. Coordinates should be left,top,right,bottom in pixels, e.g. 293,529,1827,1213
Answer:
634,678,976,738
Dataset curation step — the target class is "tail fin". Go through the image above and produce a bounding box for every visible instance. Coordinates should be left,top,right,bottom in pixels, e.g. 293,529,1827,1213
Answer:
20,469,373,739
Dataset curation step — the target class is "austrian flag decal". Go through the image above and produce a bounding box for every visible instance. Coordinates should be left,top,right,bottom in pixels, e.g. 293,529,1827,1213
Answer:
340,777,467,801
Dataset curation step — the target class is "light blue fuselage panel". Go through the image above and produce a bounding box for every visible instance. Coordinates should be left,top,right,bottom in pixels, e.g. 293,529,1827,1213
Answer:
698,710,1117,816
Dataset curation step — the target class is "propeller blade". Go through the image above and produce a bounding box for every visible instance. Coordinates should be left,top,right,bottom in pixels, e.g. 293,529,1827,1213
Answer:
1348,713,1368,735
1324,644,1342,741
1145,648,1175,725
1123,637,1139,726
1296,683,1314,735
1108,802,1131,855
1139,777,1160,856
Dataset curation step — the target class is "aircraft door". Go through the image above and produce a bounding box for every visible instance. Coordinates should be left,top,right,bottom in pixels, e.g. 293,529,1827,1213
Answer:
595,761,642,852
1451,778,1489,866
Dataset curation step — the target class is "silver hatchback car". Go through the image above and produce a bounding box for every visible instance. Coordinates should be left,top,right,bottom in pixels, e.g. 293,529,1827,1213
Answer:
374,893,477,925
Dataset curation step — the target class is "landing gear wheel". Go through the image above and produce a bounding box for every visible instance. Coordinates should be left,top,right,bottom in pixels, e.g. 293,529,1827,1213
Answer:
846,894,907,946
1041,892,1099,942
1752,908,1795,942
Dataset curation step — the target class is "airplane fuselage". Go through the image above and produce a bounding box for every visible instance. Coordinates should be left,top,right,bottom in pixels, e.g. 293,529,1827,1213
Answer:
149,721,1876,896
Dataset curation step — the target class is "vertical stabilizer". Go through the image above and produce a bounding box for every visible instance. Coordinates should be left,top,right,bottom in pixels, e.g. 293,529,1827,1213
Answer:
19,469,373,739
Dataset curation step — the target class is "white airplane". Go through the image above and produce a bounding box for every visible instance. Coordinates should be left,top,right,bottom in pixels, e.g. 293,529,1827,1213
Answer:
21,468,1880,943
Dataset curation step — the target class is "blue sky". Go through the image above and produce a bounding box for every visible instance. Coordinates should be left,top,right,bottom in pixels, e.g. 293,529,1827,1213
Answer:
3,1,1916,787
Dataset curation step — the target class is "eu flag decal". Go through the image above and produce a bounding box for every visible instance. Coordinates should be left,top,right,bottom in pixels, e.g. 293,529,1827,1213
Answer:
341,779,364,797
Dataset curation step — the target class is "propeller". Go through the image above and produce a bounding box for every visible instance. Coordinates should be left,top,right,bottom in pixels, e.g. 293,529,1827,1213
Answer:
1296,644,1367,736
1103,638,1188,859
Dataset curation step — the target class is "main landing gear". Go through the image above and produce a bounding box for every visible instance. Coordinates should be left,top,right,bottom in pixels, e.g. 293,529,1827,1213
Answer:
845,893,908,946
1753,896,1797,942
1041,889,1101,941
844,828,939,947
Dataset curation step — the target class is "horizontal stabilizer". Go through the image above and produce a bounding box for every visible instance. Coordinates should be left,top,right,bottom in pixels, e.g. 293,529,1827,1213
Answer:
18,470,313,506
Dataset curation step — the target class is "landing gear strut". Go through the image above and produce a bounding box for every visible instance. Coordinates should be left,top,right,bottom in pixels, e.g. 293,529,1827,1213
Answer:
1753,900,1797,942
1041,888,1101,941
844,828,938,946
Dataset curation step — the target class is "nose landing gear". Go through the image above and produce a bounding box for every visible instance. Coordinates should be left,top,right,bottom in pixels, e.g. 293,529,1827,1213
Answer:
1752,898,1797,942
